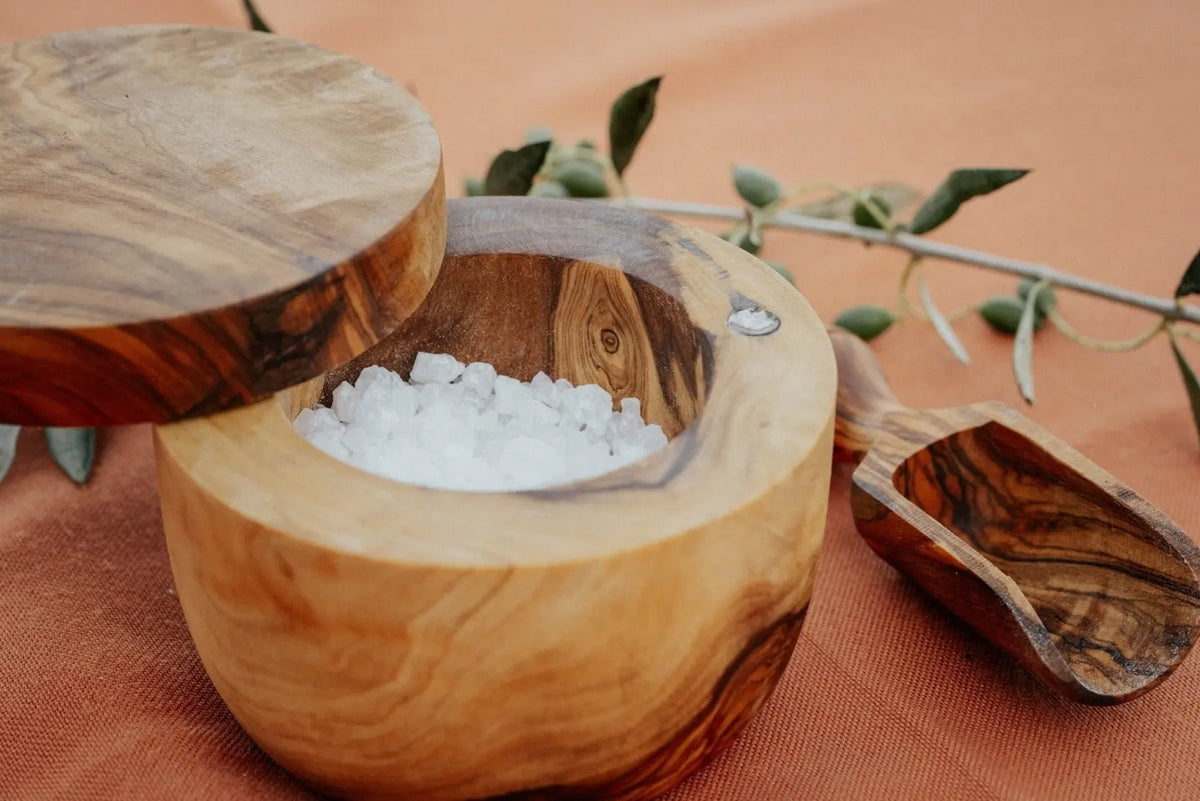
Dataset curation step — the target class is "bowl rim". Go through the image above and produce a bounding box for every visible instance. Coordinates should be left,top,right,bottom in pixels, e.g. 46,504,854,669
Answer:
153,197,837,568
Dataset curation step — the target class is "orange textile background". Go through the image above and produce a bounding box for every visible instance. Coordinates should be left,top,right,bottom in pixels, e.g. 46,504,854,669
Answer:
3,1,1200,799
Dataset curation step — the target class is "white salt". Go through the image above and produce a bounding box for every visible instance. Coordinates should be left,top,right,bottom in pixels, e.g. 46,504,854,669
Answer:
354,365,395,393
530,371,559,406
294,351,671,491
331,381,360,423
461,361,498,398
417,381,464,413
410,352,464,384
492,375,533,417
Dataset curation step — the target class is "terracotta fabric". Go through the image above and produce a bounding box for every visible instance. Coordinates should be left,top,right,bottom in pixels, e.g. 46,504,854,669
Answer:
2,0,1199,798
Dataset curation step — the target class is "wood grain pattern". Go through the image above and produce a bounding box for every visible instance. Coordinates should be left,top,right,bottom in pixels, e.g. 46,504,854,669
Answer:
831,328,1200,703
0,25,445,426
153,198,835,800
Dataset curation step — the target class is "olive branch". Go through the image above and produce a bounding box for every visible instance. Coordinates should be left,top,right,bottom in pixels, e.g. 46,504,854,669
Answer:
461,75,1200,450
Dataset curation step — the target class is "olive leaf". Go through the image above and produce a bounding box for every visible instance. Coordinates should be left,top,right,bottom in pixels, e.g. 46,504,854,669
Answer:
834,305,896,342
1013,282,1048,404
0,425,19,483
733,165,782,208
916,272,970,364
906,168,1030,235
45,427,95,486
484,141,552,196
608,76,661,177
1175,248,1200,299
1171,336,1200,446
242,0,274,32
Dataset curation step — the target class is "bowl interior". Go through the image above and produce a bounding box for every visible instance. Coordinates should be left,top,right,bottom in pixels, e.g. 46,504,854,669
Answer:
277,251,711,439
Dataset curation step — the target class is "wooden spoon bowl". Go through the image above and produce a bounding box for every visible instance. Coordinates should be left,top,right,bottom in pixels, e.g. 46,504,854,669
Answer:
154,198,837,800
833,328,1200,703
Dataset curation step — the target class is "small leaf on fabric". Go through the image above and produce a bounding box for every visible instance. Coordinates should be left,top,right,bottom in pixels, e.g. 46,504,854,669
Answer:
907,168,1030,234
917,272,970,364
45,427,95,486
242,0,274,32
834,305,896,341
608,76,662,177
1013,282,1048,404
1171,337,1200,447
1175,248,1200,299
733,165,783,208
0,425,19,483
484,141,552,196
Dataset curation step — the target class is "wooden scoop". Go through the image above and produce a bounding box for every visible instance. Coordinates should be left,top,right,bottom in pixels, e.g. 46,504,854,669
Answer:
830,327,1200,704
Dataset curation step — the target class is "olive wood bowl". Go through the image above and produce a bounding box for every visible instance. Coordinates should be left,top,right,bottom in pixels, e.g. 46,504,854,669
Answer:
154,198,836,800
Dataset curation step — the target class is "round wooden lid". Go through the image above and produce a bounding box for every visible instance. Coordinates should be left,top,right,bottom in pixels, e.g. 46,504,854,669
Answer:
0,25,445,426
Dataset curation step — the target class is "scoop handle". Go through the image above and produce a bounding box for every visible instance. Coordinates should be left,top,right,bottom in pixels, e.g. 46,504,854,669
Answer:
830,328,905,463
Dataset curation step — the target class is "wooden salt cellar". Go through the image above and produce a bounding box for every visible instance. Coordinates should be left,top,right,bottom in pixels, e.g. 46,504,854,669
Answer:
157,197,836,799
1,25,838,800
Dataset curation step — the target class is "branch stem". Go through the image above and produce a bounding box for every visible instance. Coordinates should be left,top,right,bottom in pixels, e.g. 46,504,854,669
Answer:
617,197,1200,326
1047,311,1167,352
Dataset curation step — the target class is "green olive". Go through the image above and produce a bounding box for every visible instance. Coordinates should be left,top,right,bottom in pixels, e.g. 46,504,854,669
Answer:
555,160,609,198
834,305,896,341
852,194,893,229
527,181,569,199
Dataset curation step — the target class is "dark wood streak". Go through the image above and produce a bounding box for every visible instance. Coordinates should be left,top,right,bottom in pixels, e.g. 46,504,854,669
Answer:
830,327,1200,703
323,203,714,442
487,609,807,801
318,199,718,502
0,25,445,426
445,198,680,296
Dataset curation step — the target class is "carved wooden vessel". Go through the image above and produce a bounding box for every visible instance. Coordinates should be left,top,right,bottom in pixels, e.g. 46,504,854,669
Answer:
155,198,837,799
831,327,1200,704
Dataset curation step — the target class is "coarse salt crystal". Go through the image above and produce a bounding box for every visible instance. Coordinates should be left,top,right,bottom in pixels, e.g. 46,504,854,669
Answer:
461,361,498,398
331,381,360,423
294,354,670,491
292,407,319,437
410,352,465,384
493,375,534,417
530,371,559,407
354,365,396,393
